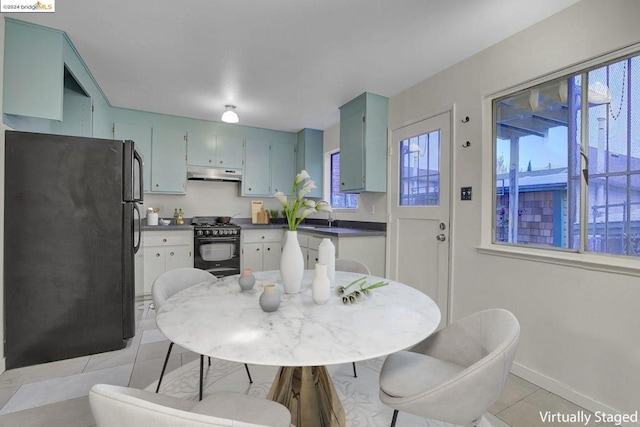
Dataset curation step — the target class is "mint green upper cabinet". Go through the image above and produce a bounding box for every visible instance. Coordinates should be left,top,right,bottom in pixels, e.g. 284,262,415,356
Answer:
151,127,187,194
339,92,388,193
243,139,271,196
271,141,296,194
187,132,244,169
187,130,217,167
216,135,244,169
3,20,64,120
296,128,323,198
114,122,153,193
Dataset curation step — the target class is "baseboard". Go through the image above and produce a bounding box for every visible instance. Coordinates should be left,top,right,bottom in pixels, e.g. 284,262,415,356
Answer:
0,357,5,375
511,363,639,426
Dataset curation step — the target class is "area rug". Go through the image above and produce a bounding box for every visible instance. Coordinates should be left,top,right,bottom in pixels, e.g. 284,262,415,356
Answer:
146,356,508,427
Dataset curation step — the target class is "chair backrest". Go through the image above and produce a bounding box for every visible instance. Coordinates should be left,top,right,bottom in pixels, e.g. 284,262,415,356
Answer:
335,258,371,275
152,268,215,311
89,384,267,427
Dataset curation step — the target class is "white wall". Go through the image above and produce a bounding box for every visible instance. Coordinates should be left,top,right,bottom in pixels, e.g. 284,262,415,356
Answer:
386,0,639,417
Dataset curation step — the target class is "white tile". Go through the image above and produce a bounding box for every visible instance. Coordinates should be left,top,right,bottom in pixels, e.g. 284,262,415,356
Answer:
140,328,168,345
0,364,133,414
0,357,90,388
0,396,95,427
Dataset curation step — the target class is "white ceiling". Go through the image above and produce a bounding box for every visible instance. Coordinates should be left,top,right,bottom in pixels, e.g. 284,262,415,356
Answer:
14,0,580,133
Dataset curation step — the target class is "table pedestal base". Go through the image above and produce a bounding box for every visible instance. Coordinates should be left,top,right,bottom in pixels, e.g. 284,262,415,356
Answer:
267,366,345,427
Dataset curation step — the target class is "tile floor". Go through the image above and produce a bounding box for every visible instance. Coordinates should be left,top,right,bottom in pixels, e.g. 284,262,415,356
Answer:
0,301,614,427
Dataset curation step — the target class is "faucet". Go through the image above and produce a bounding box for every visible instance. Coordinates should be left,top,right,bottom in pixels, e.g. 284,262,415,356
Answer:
327,210,335,228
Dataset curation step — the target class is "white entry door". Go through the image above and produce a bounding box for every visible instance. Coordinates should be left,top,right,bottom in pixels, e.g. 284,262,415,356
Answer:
387,111,451,327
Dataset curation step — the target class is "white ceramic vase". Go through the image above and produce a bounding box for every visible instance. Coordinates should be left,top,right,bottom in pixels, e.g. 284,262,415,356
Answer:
280,230,304,294
312,263,330,305
318,238,335,287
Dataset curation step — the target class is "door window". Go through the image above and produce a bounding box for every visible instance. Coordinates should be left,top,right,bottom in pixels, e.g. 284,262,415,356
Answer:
399,131,440,206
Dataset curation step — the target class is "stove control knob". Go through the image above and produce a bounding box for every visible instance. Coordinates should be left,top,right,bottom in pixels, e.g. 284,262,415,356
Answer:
232,229,238,235
204,229,211,236
221,229,228,235
196,230,203,237
213,229,219,236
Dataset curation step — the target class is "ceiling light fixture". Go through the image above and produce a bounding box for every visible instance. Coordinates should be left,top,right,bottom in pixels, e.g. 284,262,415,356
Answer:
221,105,239,123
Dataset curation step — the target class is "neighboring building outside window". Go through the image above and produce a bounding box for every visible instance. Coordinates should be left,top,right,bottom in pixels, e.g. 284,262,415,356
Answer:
493,53,640,257
330,152,358,209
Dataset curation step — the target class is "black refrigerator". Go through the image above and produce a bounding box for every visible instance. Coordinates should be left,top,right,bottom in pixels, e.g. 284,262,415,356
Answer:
4,130,143,369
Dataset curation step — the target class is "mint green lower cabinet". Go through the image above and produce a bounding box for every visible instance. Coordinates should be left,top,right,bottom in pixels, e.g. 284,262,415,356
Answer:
151,127,187,194
271,141,296,194
114,122,152,193
243,139,271,195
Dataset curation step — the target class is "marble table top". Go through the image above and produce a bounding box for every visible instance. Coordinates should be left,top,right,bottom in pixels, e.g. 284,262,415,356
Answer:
156,270,441,367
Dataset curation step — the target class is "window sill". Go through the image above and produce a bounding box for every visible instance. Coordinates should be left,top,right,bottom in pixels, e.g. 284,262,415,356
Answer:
476,244,640,277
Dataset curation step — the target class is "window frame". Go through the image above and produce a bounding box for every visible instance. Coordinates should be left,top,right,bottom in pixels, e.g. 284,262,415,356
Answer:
480,42,640,276
324,149,358,211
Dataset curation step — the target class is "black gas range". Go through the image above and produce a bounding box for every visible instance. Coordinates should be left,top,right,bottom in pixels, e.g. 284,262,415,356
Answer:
191,216,241,277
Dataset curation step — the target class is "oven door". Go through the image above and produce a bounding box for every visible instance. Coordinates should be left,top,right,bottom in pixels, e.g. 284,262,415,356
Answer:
194,237,240,277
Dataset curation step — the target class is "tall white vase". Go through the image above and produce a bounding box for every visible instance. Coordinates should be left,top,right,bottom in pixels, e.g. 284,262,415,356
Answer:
280,230,304,294
318,238,335,287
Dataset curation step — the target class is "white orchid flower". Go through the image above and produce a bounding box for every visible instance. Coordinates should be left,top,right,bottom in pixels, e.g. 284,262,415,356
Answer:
297,207,315,221
293,170,311,186
304,199,317,209
274,191,288,207
315,200,332,213
297,180,317,200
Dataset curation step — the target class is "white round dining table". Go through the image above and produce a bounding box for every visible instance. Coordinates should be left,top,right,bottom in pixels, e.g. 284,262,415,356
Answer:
156,270,441,427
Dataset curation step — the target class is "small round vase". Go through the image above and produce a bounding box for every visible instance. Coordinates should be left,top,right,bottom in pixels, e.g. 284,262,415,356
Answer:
238,268,256,291
259,284,281,312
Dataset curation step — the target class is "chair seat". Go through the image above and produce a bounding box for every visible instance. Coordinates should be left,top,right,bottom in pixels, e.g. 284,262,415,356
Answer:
379,351,465,398
192,391,291,427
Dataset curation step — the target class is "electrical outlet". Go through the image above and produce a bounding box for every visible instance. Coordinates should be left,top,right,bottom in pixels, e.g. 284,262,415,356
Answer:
461,187,472,201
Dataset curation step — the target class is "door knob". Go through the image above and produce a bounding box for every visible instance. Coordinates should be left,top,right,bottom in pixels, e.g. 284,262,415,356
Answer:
436,234,446,242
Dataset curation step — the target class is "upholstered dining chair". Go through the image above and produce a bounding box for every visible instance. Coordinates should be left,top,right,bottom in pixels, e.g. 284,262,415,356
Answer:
89,384,291,427
378,308,520,427
152,268,253,401
335,258,371,377
335,258,371,275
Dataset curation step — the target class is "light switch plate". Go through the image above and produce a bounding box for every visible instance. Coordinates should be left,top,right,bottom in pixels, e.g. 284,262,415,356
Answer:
461,187,472,201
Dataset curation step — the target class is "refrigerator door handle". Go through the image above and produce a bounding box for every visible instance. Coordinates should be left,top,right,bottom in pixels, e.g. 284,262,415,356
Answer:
134,148,144,202
134,204,142,254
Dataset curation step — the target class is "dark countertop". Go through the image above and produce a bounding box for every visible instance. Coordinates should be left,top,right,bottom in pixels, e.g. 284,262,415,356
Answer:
143,218,386,237
240,221,386,237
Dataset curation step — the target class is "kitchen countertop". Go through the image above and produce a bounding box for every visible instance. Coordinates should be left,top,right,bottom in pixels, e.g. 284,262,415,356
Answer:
142,219,386,237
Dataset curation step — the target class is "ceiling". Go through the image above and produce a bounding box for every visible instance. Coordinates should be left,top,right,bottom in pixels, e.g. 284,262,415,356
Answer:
13,0,580,133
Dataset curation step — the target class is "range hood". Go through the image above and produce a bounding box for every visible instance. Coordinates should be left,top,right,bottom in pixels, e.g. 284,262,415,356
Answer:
187,166,242,182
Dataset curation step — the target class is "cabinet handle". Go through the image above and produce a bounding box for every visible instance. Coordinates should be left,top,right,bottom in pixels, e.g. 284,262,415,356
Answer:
208,159,212,163
170,252,175,256
341,182,345,186
248,187,252,191
219,160,223,164
256,248,260,251
156,253,161,257
156,183,159,187
267,247,271,251
261,236,265,239
163,239,167,242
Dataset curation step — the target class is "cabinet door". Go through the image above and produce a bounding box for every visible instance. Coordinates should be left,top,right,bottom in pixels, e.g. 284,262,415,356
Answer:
187,130,216,167
263,242,282,271
114,122,152,193
243,139,271,196
308,248,319,270
340,109,366,192
151,127,187,193
216,136,244,169
271,142,296,194
144,247,166,295
297,129,323,197
3,20,64,120
165,245,192,270
242,242,264,272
